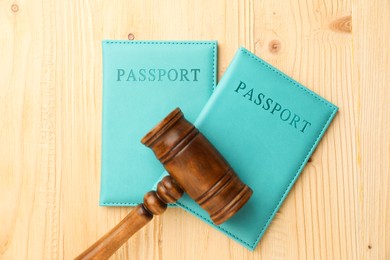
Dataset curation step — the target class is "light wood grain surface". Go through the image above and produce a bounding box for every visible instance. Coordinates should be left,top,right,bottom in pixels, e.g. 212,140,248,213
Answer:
1,0,389,259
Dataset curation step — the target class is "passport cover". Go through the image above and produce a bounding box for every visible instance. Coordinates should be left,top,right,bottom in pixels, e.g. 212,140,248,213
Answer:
154,47,338,250
100,40,217,206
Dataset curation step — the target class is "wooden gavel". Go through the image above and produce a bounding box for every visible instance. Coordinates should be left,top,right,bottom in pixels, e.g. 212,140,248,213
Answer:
76,108,253,259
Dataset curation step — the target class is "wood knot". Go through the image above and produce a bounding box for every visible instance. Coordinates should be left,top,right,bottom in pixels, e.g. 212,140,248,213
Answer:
128,33,135,40
11,4,19,12
269,40,281,53
329,15,352,33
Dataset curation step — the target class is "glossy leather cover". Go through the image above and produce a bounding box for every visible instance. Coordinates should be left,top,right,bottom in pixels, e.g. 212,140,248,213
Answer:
155,47,338,250
100,40,217,206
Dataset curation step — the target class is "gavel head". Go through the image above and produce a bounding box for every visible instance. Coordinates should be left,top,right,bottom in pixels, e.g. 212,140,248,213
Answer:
141,108,253,225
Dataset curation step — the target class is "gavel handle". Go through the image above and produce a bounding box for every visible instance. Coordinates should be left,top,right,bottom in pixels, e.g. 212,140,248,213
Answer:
75,176,184,260
75,205,152,260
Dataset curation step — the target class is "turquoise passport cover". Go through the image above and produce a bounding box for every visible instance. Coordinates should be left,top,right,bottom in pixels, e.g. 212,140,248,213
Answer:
100,40,217,206
155,47,338,250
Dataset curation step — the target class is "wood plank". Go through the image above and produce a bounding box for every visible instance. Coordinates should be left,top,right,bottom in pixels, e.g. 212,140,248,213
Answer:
0,0,388,259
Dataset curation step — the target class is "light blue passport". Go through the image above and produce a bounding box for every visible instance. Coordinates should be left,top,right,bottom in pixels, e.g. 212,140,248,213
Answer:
155,47,338,250
100,40,217,206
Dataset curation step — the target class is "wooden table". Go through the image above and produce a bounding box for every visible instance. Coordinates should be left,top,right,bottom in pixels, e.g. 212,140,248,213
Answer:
1,0,389,259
